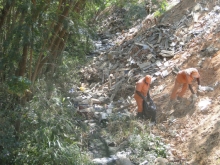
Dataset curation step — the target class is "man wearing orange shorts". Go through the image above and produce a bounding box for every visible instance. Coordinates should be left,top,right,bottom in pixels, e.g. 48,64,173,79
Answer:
169,68,201,106
134,75,153,118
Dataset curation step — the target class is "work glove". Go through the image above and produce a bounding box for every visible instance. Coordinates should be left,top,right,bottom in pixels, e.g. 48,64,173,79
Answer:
192,94,197,103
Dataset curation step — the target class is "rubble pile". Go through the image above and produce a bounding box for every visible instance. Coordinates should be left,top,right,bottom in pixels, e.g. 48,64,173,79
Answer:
69,1,220,164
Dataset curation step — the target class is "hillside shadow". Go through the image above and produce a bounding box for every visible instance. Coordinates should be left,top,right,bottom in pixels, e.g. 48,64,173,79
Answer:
187,118,220,164
172,100,197,118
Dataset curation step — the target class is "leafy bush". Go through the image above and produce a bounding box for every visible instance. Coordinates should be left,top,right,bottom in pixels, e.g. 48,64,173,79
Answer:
0,113,18,164
154,0,168,18
129,132,168,163
7,76,31,97
12,81,93,165
0,55,93,164
104,117,168,163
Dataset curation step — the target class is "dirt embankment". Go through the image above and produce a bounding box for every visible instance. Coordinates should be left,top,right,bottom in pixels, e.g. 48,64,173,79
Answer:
152,0,220,164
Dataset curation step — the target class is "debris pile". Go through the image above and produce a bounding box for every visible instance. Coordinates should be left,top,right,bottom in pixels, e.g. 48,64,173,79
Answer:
69,1,220,164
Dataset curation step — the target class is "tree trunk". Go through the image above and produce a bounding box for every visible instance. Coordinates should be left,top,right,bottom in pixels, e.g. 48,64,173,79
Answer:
31,0,73,83
16,44,29,77
31,0,87,83
74,0,86,13
0,0,15,30
46,29,67,73
48,0,71,51
29,46,33,80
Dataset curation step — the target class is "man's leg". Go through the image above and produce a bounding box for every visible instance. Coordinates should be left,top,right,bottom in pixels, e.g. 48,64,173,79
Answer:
178,83,188,98
170,81,181,100
168,81,181,109
135,97,144,118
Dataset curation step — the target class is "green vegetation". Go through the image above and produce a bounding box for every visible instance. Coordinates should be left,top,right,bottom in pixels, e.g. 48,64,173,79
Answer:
7,76,31,96
154,0,168,17
103,117,168,164
129,133,167,163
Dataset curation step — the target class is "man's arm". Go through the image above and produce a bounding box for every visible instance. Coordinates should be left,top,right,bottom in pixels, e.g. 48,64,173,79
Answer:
189,83,198,102
146,90,153,102
196,78,200,85
188,84,195,94
136,90,146,101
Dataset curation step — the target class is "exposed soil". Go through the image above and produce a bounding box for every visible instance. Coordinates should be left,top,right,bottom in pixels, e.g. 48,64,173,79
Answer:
153,48,220,165
152,0,220,164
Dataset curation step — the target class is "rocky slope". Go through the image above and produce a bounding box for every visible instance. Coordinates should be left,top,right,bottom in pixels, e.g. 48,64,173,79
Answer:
73,0,220,164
